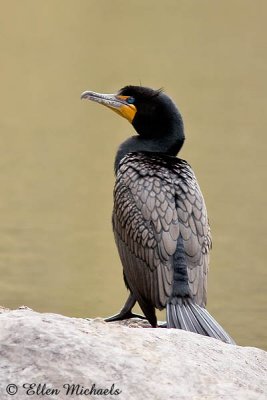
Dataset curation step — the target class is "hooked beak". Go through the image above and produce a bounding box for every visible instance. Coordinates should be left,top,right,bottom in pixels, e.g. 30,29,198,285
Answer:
81,90,137,123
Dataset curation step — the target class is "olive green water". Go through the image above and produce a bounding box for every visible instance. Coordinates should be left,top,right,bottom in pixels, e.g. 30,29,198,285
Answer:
0,1,266,349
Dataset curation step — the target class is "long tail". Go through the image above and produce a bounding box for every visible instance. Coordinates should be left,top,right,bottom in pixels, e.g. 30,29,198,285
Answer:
166,299,235,345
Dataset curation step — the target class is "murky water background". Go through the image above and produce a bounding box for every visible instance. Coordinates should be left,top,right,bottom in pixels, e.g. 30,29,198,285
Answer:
0,1,266,349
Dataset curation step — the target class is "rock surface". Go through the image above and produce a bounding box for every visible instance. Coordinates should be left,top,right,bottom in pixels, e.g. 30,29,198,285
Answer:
0,307,266,400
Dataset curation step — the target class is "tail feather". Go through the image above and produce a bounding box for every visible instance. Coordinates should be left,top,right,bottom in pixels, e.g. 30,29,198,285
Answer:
181,304,206,335
178,305,195,331
166,299,235,345
177,304,192,331
168,304,181,329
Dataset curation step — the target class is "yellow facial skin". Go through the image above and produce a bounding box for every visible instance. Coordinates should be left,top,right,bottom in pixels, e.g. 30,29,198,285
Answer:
115,95,137,123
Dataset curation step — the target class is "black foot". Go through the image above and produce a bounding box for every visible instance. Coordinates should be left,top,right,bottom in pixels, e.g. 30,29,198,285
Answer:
105,311,146,322
104,293,146,322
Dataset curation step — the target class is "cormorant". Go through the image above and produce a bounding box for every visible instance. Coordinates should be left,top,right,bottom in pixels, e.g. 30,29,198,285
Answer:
81,85,235,344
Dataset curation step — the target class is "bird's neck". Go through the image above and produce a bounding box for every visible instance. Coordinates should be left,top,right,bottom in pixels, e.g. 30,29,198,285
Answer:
114,130,185,172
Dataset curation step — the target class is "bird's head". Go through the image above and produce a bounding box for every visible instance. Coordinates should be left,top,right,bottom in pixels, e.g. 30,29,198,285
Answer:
81,85,184,140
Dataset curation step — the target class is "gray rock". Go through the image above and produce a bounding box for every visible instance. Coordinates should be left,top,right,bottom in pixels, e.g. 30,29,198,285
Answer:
0,307,266,400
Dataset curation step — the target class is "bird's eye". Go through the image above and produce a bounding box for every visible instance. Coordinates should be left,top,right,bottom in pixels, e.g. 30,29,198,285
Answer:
126,97,135,104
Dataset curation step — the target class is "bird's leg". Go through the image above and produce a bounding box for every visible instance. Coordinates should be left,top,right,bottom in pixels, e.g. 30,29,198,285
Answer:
105,293,147,322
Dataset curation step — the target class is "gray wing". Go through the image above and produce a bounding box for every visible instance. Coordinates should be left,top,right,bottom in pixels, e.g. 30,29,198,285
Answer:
173,161,212,306
113,156,180,310
113,154,212,311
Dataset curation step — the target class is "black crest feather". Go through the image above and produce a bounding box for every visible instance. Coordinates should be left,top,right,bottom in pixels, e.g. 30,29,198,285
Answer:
118,85,164,99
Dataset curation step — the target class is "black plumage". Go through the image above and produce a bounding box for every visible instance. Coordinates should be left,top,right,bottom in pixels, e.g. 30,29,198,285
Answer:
81,85,235,344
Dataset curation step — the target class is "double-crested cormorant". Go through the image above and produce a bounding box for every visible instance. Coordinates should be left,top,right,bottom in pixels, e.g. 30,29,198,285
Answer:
81,85,235,344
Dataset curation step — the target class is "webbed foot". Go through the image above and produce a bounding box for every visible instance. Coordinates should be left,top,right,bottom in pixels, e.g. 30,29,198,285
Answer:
104,293,146,322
